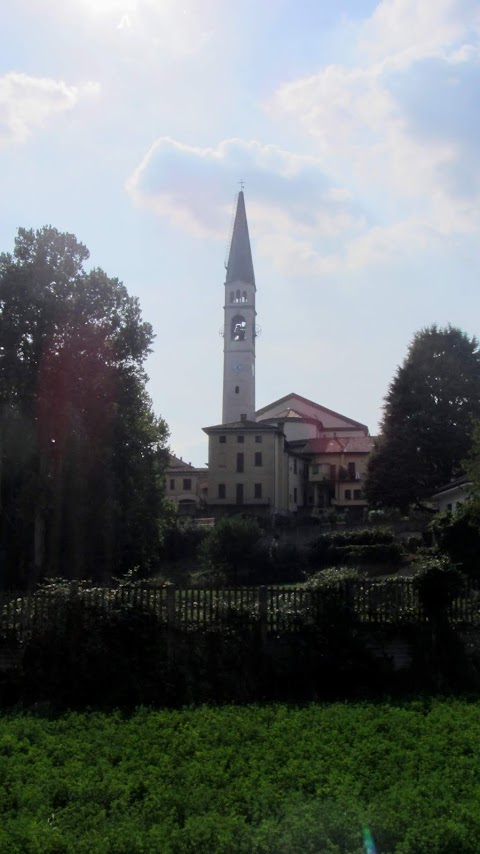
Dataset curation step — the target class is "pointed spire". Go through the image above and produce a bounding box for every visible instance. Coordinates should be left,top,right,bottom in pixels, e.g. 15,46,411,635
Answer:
225,191,255,286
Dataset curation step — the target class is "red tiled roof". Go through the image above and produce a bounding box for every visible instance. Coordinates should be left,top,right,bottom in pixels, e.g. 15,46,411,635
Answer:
256,392,368,431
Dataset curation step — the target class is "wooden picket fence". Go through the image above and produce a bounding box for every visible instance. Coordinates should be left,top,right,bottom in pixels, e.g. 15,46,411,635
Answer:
1,578,480,639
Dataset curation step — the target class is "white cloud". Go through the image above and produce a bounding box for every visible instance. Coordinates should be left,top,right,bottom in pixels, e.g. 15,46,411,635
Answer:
127,132,463,278
126,2,480,279
361,0,480,65
79,0,215,56
269,0,480,262
126,136,373,276
0,72,99,148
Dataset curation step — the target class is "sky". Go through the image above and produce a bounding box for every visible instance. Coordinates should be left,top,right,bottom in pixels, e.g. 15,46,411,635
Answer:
1,0,480,466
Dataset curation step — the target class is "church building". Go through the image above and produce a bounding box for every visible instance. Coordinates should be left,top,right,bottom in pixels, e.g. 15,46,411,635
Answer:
169,191,374,520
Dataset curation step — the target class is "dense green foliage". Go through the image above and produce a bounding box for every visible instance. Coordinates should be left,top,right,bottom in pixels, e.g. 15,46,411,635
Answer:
1,701,480,852
0,227,169,587
365,325,480,510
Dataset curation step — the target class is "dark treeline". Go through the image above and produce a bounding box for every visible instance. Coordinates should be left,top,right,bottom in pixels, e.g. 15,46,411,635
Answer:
0,227,169,589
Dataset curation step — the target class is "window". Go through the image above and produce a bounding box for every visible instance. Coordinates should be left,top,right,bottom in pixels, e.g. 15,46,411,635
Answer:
237,452,244,473
312,464,319,475
330,465,336,479
236,483,244,504
219,435,226,444
237,435,244,443
235,386,239,394
255,435,262,444
218,484,226,499
254,483,262,499
231,314,246,340
293,487,298,503
345,489,351,500
240,413,247,421
169,479,175,490
348,462,356,479
354,489,362,500
183,479,192,491
294,458,297,474
254,452,262,467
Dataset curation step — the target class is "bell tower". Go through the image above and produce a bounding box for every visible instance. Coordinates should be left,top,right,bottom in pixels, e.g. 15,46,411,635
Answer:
222,191,257,424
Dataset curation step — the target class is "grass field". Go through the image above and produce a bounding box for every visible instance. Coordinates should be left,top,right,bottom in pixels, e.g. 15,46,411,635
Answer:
1,699,480,853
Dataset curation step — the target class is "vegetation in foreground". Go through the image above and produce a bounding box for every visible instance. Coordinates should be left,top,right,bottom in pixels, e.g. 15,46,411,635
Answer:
1,700,480,853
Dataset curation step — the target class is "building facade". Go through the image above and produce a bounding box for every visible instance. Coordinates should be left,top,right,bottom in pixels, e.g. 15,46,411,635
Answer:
166,455,208,516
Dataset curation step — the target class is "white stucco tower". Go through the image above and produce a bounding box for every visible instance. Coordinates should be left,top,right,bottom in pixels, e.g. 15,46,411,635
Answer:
222,191,257,424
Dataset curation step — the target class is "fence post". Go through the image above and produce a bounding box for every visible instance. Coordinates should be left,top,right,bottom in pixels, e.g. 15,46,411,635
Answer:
259,586,268,647
166,586,176,627
166,586,176,677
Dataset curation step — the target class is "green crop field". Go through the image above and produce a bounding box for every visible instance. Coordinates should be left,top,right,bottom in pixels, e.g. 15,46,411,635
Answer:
1,700,480,853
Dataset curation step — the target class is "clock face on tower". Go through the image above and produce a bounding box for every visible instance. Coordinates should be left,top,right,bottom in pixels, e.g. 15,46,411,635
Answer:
233,363,245,373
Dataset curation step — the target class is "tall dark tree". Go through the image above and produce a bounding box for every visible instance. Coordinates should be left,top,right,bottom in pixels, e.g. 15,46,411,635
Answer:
365,325,480,510
0,226,169,587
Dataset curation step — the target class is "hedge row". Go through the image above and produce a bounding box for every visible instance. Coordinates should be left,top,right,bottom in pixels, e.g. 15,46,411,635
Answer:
308,528,403,567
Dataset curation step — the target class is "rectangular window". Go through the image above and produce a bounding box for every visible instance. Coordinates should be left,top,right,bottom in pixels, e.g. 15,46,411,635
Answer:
218,483,226,499
348,462,356,479
345,489,351,500
183,479,191,491
255,435,262,443
293,487,298,503
312,464,319,475
254,483,262,499
254,452,262,467
236,483,244,505
240,413,247,421
219,435,226,444
354,489,362,500
330,465,336,480
237,435,244,443
294,458,297,474
237,453,244,473
169,479,175,490
235,386,239,394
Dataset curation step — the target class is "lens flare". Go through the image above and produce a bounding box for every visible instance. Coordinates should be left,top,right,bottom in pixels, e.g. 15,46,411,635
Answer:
363,825,377,854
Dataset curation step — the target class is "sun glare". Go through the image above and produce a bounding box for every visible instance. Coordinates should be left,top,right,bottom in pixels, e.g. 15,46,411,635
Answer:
80,0,136,17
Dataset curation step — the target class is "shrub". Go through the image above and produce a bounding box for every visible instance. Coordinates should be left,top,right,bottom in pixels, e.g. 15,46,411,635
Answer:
160,517,207,562
413,557,465,619
198,516,263,584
